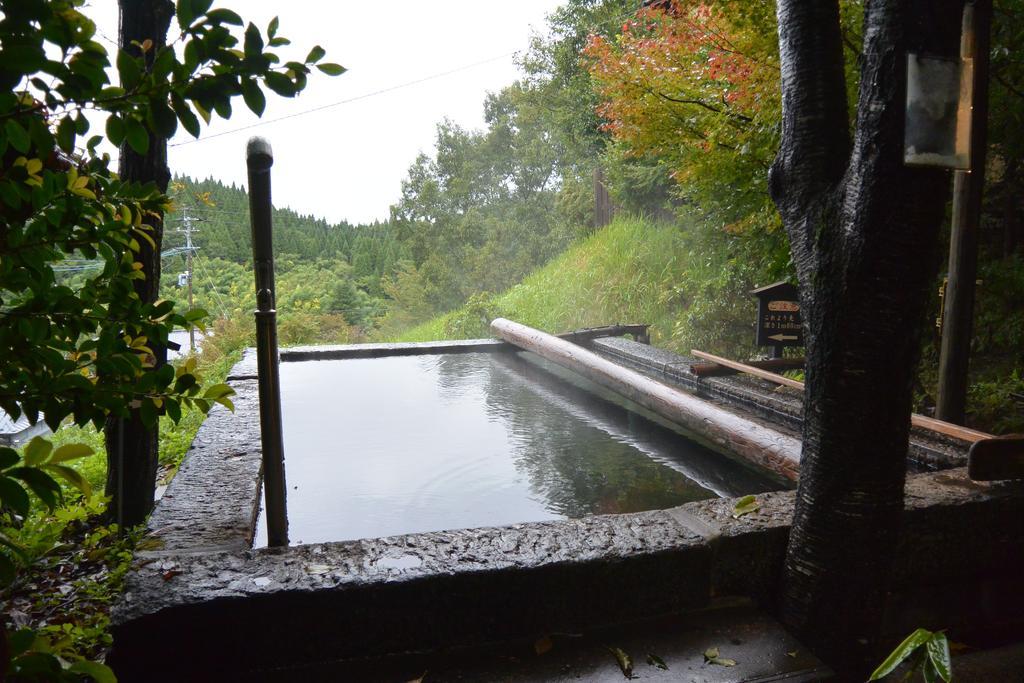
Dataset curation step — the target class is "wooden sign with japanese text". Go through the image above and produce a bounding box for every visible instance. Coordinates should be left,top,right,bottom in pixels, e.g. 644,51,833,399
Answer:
752,281,804,349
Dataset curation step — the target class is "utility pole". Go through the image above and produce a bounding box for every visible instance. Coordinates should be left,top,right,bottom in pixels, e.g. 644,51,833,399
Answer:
179,207,199,352
936,0,991,424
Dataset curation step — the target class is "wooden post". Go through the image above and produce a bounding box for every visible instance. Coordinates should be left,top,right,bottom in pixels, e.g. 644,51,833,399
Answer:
247,137,288,547
491,318,803,480
936,0,991,424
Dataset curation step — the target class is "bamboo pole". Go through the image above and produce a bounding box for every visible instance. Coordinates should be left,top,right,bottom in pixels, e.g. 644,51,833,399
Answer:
491,318,802,481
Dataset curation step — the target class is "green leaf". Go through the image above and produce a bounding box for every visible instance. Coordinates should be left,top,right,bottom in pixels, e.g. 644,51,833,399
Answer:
67,661,117,683
8,628,36,657
116,48,142,88
57,116,76,153
244,22,264,59
7,467,62,510
267,16,279,38
23,437,53,467
203,383,236,400
206,8,243,25
925,632,952,683
5,120,30,153
191,0,214,19
240,79,266,116
42,464,92,497
264,71,296,97
152,47,177,81
48,443,94,464
125,117,150,154
316,63,346,76
148,98,179,138
0,476,31,518
306,45,326,63
732,494,759,519
177,0,196,30
868,629,934,681
171,96,201,138
165,399,182,423
0,446,19,469
105,114,126,146
922,656,938,683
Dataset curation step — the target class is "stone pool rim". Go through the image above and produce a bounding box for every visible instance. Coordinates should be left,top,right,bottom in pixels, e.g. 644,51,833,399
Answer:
109,339,1024,679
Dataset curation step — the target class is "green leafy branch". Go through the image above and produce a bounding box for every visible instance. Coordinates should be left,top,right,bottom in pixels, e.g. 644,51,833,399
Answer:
868,628,952,683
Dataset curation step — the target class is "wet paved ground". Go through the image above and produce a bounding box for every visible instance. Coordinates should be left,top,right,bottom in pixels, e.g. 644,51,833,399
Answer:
246,601,831,682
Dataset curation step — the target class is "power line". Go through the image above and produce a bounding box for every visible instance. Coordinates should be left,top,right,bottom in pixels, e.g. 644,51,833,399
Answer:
170,51,518,147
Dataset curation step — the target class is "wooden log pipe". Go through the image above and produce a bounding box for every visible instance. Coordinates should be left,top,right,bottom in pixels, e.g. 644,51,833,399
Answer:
490,318,803,481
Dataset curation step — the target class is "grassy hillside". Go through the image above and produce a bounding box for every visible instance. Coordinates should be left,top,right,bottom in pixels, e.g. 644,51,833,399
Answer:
395,216,769,359
397,215,1024,435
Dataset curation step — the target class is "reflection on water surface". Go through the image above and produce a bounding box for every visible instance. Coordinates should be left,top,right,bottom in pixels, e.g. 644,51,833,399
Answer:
254,352,781,546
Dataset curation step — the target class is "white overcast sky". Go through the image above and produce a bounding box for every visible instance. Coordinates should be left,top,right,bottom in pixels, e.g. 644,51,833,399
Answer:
87,1,566,225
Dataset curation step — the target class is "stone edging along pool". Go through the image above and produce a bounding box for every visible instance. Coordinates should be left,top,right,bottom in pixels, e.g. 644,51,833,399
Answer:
108,341,1024,679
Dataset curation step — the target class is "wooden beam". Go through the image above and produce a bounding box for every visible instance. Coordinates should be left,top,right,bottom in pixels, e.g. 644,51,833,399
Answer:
690,357,805,378
491,319,802,481
691,349,993,444
691,350,805,389
557,324,650,344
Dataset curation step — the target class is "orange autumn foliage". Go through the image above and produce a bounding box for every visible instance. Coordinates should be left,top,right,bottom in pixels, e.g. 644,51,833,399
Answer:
583,0,781,228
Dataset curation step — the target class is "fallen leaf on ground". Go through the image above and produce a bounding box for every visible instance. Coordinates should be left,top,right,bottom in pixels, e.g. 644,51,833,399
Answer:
704,646,738,667
608,646,634,679
732,495,760,519
646,653,668,670
534,635,553,655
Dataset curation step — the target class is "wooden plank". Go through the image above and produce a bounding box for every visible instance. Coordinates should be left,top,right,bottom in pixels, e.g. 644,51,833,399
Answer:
690,357,805,378
691,349,993,444
691,350,804,389
909,414,991,443
492,319,803,481
558,324,650,344
968,436,1024,481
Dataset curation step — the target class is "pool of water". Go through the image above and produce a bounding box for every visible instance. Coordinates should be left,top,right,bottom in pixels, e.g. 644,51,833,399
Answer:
254,351,782,546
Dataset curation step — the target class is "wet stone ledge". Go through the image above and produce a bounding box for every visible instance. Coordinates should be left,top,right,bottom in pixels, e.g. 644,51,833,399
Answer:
110,467,1024,681
280,338,511,361
111,507,717,680
141,376,262,555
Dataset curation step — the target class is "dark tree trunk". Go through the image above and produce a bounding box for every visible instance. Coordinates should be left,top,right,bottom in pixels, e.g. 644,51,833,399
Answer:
770,0,963,673
104,0,174,527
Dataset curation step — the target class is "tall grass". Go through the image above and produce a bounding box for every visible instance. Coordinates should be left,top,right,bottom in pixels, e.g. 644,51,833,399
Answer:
396,215,771,358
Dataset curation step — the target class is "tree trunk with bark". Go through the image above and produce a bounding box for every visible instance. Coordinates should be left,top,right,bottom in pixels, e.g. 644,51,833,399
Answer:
104,0,174,527
769,0,963,673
